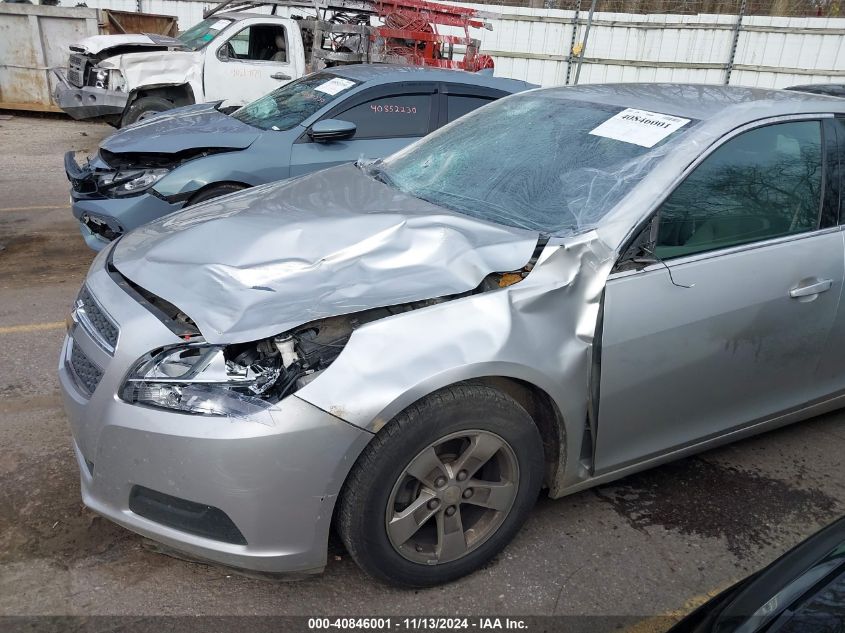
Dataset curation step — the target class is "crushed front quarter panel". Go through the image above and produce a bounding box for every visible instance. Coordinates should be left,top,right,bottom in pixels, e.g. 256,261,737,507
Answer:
295,233,616,496
99,50,204,103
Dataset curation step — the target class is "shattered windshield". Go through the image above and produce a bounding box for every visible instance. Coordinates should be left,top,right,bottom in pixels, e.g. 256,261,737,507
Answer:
376,94,696,235
177,18,233,51
231,73,361,131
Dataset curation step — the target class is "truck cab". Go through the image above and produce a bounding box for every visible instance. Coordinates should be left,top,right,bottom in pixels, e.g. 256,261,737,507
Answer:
55,13,305,127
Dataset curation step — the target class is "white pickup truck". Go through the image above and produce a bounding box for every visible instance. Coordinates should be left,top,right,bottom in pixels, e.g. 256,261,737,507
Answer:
54,0,493,128
55,13,308,127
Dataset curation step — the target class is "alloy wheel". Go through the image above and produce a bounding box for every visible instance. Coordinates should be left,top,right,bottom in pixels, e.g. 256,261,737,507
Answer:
385,430,519,565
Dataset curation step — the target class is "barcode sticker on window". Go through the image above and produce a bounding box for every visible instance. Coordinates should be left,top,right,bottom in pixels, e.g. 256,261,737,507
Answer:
589,108,690,148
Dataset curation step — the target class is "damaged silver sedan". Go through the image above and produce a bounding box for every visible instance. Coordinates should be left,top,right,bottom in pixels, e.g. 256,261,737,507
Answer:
60,84,845,587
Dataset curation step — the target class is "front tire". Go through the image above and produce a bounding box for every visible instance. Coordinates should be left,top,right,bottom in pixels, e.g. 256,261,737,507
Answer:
121,96,174,127
337,384,544,587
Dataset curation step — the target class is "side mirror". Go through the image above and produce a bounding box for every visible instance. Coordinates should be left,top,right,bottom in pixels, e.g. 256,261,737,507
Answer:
308,119,356,143
216,45,229,62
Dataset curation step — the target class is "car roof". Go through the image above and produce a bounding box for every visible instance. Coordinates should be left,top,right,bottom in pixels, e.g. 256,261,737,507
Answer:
785,83,845,98
325,64,536,93
536,83,845,123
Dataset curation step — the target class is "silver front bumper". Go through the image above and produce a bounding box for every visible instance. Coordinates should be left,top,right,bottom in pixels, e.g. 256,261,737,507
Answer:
54,69,127,121
59,249,372,573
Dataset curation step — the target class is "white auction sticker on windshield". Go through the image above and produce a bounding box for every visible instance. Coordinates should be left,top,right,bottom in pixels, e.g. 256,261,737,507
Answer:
209,19,230,31
315,77,356,96
589,108,690,148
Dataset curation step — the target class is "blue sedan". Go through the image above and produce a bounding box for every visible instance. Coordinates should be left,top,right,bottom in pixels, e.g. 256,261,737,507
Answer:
64,65,534,250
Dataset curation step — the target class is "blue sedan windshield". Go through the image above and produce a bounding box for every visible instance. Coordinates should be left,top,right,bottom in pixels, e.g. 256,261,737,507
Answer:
377,94,695,236
231,73,360,131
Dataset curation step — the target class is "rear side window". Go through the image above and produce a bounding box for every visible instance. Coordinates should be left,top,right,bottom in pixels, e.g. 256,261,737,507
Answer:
447,95,495,123
336,94,433,139
655,121,824,260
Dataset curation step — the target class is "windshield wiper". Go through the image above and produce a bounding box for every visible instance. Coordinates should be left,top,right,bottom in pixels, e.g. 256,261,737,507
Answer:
362,162,396,188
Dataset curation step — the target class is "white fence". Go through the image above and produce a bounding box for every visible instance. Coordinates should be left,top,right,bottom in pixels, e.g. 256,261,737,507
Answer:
76,0,845,88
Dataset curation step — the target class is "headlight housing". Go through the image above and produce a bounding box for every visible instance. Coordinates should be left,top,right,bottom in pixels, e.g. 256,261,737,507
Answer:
121,344,283,420
98,168,170,197
93,67,126,92
120,310,373,420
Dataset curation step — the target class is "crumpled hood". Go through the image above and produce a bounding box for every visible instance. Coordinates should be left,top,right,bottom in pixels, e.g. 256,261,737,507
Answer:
101,103,260,155
72,33,185,55
113,163,538,344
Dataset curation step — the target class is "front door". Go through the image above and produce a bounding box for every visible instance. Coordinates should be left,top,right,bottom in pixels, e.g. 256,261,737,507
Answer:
595,119,844,472
204,22,295,105
290,86,438,177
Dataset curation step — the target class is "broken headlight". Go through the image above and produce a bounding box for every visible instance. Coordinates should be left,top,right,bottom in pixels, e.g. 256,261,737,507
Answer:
121,344,283,418
93,67,125,92
99,168,170,196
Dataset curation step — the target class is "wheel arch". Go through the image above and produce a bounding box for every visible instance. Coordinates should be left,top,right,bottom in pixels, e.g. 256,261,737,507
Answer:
125,83,197,112
357,371,570,496
185,180,253,206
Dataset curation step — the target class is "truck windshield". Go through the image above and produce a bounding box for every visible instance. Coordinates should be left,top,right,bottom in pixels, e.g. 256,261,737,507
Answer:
178,18,233,51
374,93,695,236
231,73,361,131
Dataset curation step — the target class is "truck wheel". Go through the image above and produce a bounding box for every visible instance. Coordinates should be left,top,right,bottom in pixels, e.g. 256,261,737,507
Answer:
337,384,544,587
187,184,248,207
121,96,174,127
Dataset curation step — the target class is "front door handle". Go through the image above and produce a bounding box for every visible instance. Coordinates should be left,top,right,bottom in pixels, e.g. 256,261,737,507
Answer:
790,278,833,298
271,72,291,80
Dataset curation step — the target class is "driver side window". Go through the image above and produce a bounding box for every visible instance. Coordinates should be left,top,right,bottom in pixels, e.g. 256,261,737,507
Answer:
654,121,823,260
221,25,287,62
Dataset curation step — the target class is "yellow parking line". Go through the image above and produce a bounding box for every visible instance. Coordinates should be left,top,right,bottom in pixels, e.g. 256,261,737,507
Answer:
0,205,67,212
0,321,65,335
622,582,735,633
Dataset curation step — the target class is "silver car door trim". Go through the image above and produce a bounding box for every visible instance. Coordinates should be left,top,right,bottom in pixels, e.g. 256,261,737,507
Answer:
609,225,844,280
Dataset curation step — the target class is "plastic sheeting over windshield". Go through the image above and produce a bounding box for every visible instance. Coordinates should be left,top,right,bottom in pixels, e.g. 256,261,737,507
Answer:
378,94,696,236
177,18,233,51
231,74,360,131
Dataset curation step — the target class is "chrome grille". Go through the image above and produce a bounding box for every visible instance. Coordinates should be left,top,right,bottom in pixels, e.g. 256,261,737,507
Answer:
68,53,87,87
77,286,118,353
68,343,103,396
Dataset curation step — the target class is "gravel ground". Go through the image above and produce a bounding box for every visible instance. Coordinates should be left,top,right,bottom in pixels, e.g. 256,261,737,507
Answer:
0,114,843,629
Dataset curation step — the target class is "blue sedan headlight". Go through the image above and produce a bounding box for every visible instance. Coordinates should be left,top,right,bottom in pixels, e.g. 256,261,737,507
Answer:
98,168,170,197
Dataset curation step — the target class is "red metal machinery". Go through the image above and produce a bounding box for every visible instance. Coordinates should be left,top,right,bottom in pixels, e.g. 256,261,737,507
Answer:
205,0,496,72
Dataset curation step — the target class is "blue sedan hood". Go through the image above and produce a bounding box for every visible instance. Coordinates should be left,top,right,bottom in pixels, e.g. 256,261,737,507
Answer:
112,163,538,344
101,103,261,155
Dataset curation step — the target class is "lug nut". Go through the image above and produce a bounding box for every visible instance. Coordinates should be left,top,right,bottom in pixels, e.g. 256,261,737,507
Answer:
462,488,473,499
456,470,468,482
427,498,440,510
445,505,456,517
434,476,447,488
416,544,424,552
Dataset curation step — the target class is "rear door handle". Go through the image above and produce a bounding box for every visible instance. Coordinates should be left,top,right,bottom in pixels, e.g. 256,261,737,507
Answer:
790,279,833,298
271,72,291,80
